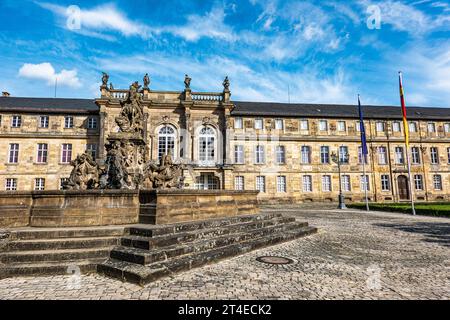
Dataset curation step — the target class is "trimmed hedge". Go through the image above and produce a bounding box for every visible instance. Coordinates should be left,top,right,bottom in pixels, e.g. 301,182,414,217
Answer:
348,203,450,217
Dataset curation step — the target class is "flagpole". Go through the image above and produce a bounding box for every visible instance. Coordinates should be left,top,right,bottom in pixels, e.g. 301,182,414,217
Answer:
399,72,416,216
358,94,370,211
362,154,369,211
405,144,416,215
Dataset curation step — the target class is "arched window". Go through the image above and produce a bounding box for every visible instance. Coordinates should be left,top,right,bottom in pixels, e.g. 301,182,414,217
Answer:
158,125,176,160
198,126,215,165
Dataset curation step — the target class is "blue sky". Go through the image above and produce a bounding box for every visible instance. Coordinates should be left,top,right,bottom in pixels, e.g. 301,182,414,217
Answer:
0,0,449,107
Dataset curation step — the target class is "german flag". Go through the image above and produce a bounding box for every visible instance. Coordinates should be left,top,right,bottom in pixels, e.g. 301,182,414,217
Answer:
399,72,409,147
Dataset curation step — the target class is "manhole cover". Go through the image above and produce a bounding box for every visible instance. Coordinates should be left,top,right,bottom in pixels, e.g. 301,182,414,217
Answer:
256,256,294,265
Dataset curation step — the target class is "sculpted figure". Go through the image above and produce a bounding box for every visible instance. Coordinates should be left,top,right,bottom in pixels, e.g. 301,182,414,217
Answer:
143,73,150,88
223,76,230,91
63,153,100,190
115,82,144,135
102,72,109,86
184,74,191,89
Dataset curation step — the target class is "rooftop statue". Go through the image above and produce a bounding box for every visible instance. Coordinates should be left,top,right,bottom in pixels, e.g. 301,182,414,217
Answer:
101,72,109,86
143,73,150,89
184,74,191,90
223,76,230,91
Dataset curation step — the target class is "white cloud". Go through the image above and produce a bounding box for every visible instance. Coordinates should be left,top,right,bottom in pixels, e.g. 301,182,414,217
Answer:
36,2,147,38
165,5,236,42
18,62,81,88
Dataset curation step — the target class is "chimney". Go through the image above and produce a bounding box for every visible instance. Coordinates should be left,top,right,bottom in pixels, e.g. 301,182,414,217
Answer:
2,92,10,97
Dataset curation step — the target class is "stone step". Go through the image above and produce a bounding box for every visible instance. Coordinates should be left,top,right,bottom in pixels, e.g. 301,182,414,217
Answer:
98,226,318,285
111,221,306,266
0,259,105,279
0,247,112,264
10,226,126,240
122,217,300,250
128,212,283,238
4,236,120,252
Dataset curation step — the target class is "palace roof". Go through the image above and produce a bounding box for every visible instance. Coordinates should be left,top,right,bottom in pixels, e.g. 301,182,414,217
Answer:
0,97,98,114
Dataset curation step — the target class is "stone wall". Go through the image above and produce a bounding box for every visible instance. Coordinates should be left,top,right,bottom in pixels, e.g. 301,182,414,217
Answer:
0,190,140,228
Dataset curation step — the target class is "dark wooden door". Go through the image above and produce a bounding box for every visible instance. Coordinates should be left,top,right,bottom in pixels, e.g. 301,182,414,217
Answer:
397,175,410,200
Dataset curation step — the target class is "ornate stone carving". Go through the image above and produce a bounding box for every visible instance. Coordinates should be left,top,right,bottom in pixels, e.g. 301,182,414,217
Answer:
143,153,184,190
184,74,191,90
115,82,144,135
68,81,186,191
63,153,101,190
109,83,114,90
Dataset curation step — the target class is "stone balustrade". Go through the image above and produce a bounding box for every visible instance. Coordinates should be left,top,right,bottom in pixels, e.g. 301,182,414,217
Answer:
192,92,224,102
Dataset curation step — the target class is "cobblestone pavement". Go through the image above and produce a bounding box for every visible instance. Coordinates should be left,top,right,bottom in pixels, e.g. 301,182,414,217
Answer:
0,207,449,300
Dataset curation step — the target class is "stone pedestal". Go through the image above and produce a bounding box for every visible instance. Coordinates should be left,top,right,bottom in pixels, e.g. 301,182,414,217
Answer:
139,190,260,225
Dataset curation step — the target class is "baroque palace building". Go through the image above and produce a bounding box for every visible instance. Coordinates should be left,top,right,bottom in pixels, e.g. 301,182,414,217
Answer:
0,75,449,203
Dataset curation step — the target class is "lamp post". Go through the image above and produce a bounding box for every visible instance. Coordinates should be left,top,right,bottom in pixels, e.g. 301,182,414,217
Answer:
331,148,349,210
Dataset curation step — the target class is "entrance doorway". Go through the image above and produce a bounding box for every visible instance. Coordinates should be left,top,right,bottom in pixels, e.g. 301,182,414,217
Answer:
397,175,410,200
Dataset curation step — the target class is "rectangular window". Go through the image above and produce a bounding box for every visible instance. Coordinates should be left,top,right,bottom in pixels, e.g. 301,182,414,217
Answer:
37,143,48,163
447,147,450,164
428,122,436,133
322,175,332,192
254,119,263,130
60,178,69,190
319,120,328,131
414,175,424,190
430,147,439,164
381,175,390,191
301,146,311,164
87,117,97,129
277,176,287,193
341,175,351,192
39,115,49,128
445,123,450,133
275,146,286,164
300,120,309,131
395,147,404,164
61,144,72,163
409,122,417,133
5,178,17,191
433,175,442,190
302,175,313,192
339,146,349,164
274,119,284,130
255,145,265,164
64,116,74,129
8,143,19,163
0,115,2,126
356,121,361,132
235,176,244,191
35,178,45,191
358,147,368,164
11,115,21,128
234,145,244,164
360,175,370,191
234,117,243,129
378,146,387,165
320,146,330,164
337,121,346,132
376,122,385,132
392,121,401,132
256,176,266,193
86,144,97,159
411,147,421,164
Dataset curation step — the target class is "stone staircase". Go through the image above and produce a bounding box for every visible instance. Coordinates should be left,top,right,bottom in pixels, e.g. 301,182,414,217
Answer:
98,213,317,285
0,226,125,279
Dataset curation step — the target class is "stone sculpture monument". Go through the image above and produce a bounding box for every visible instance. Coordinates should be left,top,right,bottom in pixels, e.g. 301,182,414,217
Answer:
63,80,184,191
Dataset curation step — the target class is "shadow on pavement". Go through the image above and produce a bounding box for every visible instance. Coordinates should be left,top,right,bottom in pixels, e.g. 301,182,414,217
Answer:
374,221,450,247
